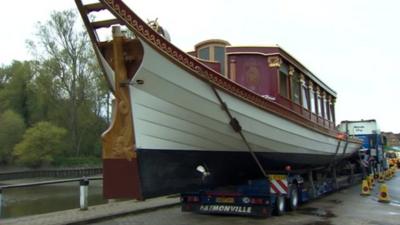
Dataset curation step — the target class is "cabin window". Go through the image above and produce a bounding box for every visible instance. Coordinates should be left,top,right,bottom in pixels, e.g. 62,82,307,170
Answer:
214,46,225,75
323,96,328,120
291,71,301,104
279,63,289,98
279,72,288,97
329,101,335,122
229,58,237,81
317,91,323,117
326,98,331,120
198,47,210,60
309,84,316,113
301,79,309,109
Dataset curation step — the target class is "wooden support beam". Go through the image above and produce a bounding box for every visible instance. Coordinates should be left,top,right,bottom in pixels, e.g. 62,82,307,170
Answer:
91,19,121,29
84,3,106,12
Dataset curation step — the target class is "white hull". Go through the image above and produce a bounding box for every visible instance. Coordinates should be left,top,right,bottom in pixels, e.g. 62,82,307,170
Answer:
129,39,359,159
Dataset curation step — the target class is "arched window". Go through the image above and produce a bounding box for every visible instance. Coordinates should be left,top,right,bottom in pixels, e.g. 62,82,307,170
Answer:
198,47,210,60
214,46,225,74
300,75,309,109
329,98,335,122
323,92,328,120
316,87,323,117
309,81,316,113
279,63,289,98
290,70,301,104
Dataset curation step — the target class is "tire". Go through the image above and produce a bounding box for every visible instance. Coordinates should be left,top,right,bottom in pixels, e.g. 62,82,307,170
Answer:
274,195,286,216
287,185,299,211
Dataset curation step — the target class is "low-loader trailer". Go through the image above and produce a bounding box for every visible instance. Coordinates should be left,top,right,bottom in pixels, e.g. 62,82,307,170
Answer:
181,166,362,217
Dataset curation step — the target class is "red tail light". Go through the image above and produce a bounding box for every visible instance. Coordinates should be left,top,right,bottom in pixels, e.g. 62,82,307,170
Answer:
250,198,264,204
187,196,200,202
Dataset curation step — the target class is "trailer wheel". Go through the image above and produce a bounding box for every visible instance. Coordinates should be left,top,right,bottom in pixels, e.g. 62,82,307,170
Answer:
274,195,286,216
287,185,299,211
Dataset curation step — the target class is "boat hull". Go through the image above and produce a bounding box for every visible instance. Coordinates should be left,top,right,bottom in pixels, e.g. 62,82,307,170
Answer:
126,39,360,198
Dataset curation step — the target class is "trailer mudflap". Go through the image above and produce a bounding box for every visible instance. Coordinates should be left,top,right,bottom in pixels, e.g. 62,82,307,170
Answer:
181,191,273,217
182,203,272,217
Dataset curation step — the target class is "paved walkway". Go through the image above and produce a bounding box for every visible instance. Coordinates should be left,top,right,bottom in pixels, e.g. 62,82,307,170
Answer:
0,196,179,225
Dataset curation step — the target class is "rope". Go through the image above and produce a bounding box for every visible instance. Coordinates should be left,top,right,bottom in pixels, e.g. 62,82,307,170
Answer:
208,81,268,178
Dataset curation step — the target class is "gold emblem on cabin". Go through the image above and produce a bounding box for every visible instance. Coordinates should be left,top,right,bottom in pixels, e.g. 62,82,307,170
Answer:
244,60,261,91
268,56,282,68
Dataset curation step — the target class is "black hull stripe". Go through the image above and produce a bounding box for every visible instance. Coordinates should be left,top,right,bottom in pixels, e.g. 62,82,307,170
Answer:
136,148,355,198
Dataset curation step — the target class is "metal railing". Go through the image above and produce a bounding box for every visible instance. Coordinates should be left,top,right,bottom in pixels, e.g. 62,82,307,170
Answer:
0,168,102,181
0,176,103,216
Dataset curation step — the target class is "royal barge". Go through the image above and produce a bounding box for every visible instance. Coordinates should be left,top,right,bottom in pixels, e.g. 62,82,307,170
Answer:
75,0,362,199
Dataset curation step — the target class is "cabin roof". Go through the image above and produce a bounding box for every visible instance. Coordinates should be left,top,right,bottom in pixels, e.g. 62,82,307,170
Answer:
195,39,231,50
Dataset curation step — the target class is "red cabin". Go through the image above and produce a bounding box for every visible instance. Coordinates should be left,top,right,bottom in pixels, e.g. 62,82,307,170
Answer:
191,39,336,129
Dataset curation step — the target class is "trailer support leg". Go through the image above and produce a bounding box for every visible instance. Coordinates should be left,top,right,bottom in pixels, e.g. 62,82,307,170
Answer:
332,167,338,190
308,170,316,198
350,162,355,184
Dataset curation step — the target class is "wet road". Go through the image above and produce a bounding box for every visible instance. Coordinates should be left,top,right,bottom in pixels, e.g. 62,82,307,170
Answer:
93,172,400,225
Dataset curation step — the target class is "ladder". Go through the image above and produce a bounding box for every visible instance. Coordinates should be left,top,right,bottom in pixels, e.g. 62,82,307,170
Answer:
75,0,122,45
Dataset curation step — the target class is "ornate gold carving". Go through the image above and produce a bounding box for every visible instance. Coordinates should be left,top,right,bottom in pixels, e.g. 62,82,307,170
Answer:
267,56,282,68
308,80,314,89
316,86,320,94
102,27,136,160
288,66,295,76
299,74,306,85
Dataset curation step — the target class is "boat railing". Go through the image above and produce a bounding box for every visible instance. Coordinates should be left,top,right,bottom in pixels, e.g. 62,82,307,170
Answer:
277,95,335,130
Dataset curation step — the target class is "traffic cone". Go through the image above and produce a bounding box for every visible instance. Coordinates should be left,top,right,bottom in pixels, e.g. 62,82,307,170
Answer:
384,170,390,181
378,184,390,203
378,172,384,183
360,179,370,196
370,174,375,187
367,176,373,190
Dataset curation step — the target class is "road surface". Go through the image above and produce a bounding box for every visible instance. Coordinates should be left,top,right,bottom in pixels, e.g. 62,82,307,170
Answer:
93,172,400,225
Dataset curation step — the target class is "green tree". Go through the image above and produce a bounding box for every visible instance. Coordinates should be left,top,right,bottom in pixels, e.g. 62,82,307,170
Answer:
13,121,67,168
0,61,35,124
27,10,108,156
0,110,25,164
0,65,11,88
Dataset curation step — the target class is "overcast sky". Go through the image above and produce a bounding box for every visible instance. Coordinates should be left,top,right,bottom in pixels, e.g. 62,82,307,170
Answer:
0,0,399,133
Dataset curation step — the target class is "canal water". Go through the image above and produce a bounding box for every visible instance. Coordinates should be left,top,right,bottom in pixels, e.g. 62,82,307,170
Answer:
0,178,107,219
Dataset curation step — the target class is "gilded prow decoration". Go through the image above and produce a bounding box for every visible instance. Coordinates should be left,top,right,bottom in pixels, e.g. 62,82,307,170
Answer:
101,26,136,161
99,26,143,199
75,0,143,199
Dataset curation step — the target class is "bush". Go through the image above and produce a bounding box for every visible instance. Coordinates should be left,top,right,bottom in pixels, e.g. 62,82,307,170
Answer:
13,121,66,168
52,156,101,167
0,110,25,164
